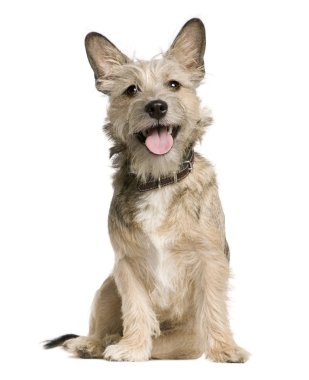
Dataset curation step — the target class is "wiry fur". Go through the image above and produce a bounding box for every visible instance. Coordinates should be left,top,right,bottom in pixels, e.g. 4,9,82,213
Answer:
45,18,249,362
103,58,211,181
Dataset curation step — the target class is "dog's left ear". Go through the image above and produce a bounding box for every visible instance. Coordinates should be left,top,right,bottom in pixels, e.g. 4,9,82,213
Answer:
166,18,206,80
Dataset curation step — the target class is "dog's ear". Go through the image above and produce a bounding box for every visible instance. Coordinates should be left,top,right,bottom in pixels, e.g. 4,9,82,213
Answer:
166,18,206,80
85,32,130,93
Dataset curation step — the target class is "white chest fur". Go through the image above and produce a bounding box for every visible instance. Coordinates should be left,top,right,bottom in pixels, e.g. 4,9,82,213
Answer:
136,188,176,307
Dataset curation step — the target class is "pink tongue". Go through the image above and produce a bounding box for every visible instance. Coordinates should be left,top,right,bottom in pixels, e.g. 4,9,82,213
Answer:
145,126,173,155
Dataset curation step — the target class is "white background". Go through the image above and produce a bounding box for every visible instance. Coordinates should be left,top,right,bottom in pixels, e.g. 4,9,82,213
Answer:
1,0,309,379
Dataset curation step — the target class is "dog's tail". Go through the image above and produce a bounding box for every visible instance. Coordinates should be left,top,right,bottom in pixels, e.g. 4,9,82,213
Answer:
43,334,79,349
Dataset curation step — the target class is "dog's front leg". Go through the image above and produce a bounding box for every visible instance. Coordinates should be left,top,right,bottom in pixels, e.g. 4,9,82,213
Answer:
103,258,160,361
197,251,249,363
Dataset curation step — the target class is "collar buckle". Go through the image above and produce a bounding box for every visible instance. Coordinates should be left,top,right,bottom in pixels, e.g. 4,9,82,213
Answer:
183,160,193,171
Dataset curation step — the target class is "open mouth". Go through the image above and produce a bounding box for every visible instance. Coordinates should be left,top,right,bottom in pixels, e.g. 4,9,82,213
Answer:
135,125,179,155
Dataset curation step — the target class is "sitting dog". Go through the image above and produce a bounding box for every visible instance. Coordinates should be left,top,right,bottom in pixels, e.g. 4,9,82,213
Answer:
44,18,249,362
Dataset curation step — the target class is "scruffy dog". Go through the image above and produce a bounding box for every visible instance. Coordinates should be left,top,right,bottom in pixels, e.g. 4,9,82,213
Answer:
44,18,248,362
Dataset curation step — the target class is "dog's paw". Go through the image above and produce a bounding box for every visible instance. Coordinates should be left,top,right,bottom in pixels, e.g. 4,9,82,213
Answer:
63,336,104,359
104,341,151,361
207,344,250,363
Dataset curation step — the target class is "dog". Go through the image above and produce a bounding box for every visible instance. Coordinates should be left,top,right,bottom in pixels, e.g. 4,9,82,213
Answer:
44,18,249,362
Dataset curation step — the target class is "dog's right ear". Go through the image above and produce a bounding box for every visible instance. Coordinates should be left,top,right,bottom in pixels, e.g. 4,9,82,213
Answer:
85,32,130,93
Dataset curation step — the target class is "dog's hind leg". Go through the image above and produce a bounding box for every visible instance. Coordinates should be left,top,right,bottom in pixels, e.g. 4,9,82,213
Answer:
88,275,122,338
61,276,122,358
151,326,203,360
63,333,121,358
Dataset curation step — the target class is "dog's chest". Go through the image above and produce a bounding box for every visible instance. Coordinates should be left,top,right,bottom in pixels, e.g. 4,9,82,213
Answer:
136,188,176,303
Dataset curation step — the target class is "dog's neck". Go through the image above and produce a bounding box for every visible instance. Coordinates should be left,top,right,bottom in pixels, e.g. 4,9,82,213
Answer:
129,149,194,192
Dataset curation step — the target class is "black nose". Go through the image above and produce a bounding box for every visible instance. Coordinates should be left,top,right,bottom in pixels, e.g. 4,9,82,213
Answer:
145,100,168,120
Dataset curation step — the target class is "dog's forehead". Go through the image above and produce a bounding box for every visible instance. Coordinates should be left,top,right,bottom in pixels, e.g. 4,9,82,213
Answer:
118,58,191,87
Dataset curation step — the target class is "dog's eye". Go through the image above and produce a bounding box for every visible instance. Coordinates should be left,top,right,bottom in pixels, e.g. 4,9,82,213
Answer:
124,85,140,97
167,80,181,91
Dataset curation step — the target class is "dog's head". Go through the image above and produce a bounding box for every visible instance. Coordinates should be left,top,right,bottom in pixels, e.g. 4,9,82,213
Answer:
85,19,212,180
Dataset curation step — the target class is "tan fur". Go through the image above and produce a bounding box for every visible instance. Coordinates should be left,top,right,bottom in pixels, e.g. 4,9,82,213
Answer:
63,18,248,362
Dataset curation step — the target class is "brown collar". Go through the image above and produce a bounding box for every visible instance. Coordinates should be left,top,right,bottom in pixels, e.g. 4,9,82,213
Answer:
135,150,194,192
